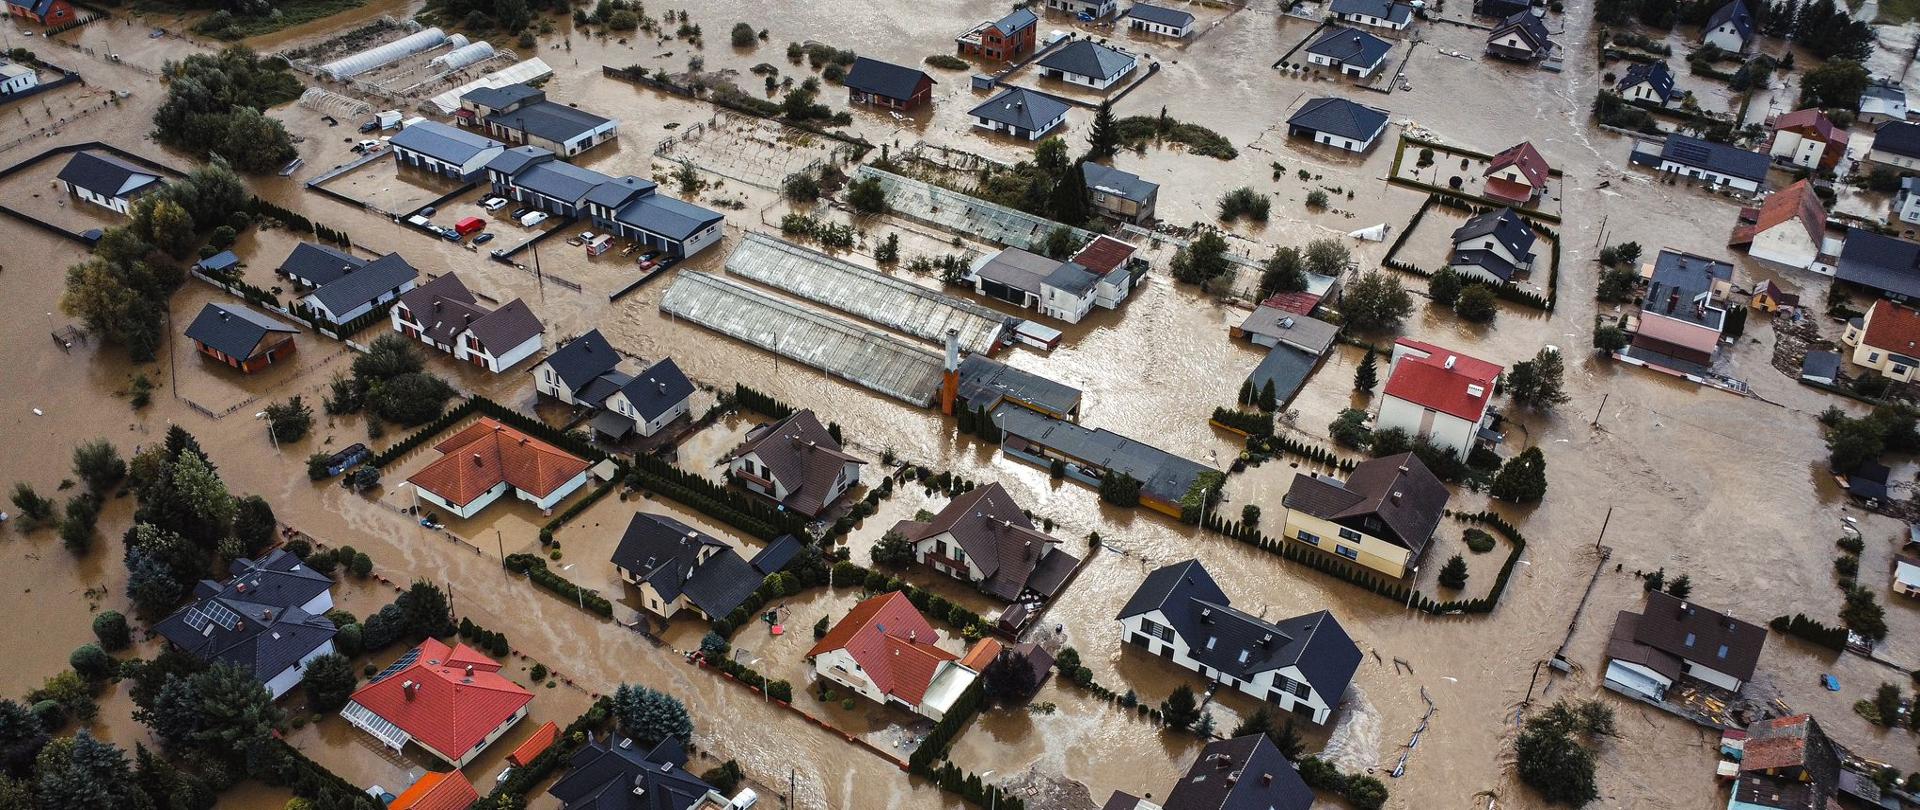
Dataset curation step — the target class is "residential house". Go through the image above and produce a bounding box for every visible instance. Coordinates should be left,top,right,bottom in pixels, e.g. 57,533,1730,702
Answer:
1764,108,1849,171
578,357,695,442
1486,10,1555,62
1616,61,1677,106
1115,560,1361,724
1121,3,1195,36
487,146,725,258
386,771,477,810
462,84,618,158
153,550,337,700
969,86,1071,141
1102,734,1315,810
1047,0,1118,19
889,482,1082,601
390,121,506,182
532,329,619,404
1729,715,1841,810
991,404,1216,519
1483,141,1552,206
1633,133,1770,194
1286,96,1390,153
0,61,38,95
1630,249,1734,368
1701,0,1755,53
1072,234,1144,309
953,353,1084,420
610,513,788,622
1280,453,1450,580
391,274,544,373
1729,179,1825,270
807,591,987,720
56,151,164,215
340,638,532,768
1749,279,1800,313
276,241,366,290
1304,26,1393,78
547,736,738,810
1895,557,1920,597
844,57,935,110
1377,338,1502,460
1898,177,1920,226
1841,298,1920,381
405,417,592,519
1603,590,1766,703
1038,40,1138,90
1082,162,1159,223
505,722,557,769
1860,80,1911,126
5,0,73,25
1868,120,1920,172
1474,0,1534,17
184,302,299,374
297,252,419,324
1233,307,1339,357
956,8,1038,61
966,247,1104,323
727,409,864,518
1447,206,1538,285
1331,0,1415,30
1837,228,1920,302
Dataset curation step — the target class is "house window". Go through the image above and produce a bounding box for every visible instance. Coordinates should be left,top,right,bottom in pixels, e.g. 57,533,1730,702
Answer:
1338,527,1362,543
1205,636,1217,650
1717,644,1730,659
1141,619,1172,641
1335,545,1359,561
1870,352,1882,363
1282,677,1311,698
1898,365,1912,376
1683,632,1696,647
1297,531,1319,546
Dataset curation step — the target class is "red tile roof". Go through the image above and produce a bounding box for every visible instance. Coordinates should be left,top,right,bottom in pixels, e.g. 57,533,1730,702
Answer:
1072,235,1137,277
1485,141,1550,188
407,417,591,508
1863,298,1920,356
1771,108,1851,149
1734,180,1825,247
1741,714,1816,772
346,638,532,762
389,770,478,810
1383,339,1501,422
1484,177,1534,205
1259,291,1323,316
505,720,557,767
806,592,956,706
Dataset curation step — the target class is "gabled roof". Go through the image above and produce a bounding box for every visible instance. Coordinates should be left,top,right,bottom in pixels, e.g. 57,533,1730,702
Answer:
547,737,720,810
1769,108,1849,149
1038,40,1137,81
506,721,557,767
1874,120,1920,159
56,151,162,199
389,770,478,810
1287,96,1389,142
155,550,338,683
390,121,503,165
1162,734,1315,810
1382,339,1501,422
184,302,299,360
398,274,544,351
969,86,1071,131
486,145,554,178
1605,610,1682,682
845,57,933,101
890,483,1079,600
1117,560,1360,698
807,592,956,706
584,175,657,211
610,513,763,618
407,417,591,508
1706,0,1755,41
1733,714,1841,809
1122,3,1195,27
610,193,724,241
308,252,419,316
461,82,544,111
1485,141,1551,187
485,100,614,145
1733,179,1825,248
728,409,863,516
279,241,368,287
611,357,694,422
990,6,1039,35
1282,453,1450,555
1837,228,1920,300
345,638,532,762
1658,134,1770,183
1331,0,1414,24
1072,234,1140,277
1305,26,1393,67
1450,206,1536,258
975,247,1079,295
1861,298,1920,356
541,329,621,393
512,159,606,204
1617,61,1675,101
1634,590,1766,682
1081,162,1158,204
1489,10,1552,50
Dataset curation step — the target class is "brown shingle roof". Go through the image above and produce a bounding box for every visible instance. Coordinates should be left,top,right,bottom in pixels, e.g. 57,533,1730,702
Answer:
890,482,1077,600
729,410,864,516
407,417,591,508
1605,610,1682,681
1282,453,1449,555
1633,590,1766,683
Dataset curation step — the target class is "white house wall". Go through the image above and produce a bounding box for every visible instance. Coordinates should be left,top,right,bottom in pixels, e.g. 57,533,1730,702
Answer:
813,649,885,705
1748,221,1819,269
1118,610,1335,724
1621,83,1668,106
262,638,338,700
1336,10,1408,29
1128,18,1190,36
1768,131,1826,168
534,363,580,404
1657,159,1761,193
1703,24,1747,53
1377,393,1475,459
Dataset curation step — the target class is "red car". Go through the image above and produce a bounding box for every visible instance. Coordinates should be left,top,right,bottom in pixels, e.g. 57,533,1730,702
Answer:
453,216,486,237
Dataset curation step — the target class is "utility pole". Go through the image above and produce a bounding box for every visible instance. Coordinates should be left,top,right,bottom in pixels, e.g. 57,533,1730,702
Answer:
1590,392,1609,427
495,528,505,567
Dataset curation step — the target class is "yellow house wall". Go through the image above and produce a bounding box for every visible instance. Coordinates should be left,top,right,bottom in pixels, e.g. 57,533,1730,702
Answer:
1281,509,1413,578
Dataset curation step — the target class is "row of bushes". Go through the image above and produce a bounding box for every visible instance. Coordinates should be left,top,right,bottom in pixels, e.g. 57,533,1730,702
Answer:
505,553,615,617
1450,510,1531,614
1245,432,1357,472
1211,407,1274,437
709,652,795,702
629,452,804,541
541,477,621,542
256,740,381,810
909,681,982,771
368,398,483,467
473,699,611,810
248,195,353,247
372,396,608,469
731,383,796,419
1771,613,1849,651
830,560,989,634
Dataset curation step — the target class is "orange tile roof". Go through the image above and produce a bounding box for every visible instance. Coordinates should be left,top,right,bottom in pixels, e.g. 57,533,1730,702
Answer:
1863,299,1920,356
1749,180,1826,246
407,417,591,508
389,770,478,810
960,638,1003,671
346,638,533,762
806,592,955,707
505,720,557,767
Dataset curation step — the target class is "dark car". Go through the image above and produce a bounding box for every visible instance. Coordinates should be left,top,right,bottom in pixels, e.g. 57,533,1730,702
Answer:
473,233,495,245
359,121,379,133
419,206,437,217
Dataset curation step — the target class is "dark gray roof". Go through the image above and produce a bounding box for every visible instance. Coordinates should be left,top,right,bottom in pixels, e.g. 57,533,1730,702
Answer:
278,241,367,287
1490,9,1552,49
1164,735,1315,810
1634,590,1766,681
1838,228,1920,300
969,87,1071,131
578,371,633,409
1305,26,1393,67
1081,161,1158,203
1618,61,1675,102
56,151,162,198
956,353,1084,416
184,302,299,360
1287,96,1388,142
396,273,541,350
1451,207,1535,258
1706,0,1754,41
976,247,1067,294
845,57,933,102
611,193,724,241
1122,3,1195,27
993,404,1212,505
614,357,694,422
487,145,553,178
1238,308,1338,354
155,550,337,684
547,737,719,810
461,82,544,111
1643,249,1731,330
1043,261,1101,296
584,175,658,211
1801,349,1841,381
486,100,614,145
308,253,418,315
611,513,763,619
389,120,502,164
513,159,606,204
992,7,1039,34
196,251,239,273
1246,344,1317,408
1038,40,1136,81
1447,248,1522,283
1281,453,1449,556
1874,121,1920,159
891,483,1078,601
748,535,802,575
542,329,621,393
1331,0,1414,24
1658,134,1769,184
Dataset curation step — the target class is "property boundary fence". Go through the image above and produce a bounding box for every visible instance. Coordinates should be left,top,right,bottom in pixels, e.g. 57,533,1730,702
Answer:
0,140,186,245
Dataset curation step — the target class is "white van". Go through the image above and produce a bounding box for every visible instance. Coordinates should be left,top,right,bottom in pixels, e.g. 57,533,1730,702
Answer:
519,211,549,227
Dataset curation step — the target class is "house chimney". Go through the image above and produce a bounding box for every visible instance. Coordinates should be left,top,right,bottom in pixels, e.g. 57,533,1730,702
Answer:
465,664,474,677
1261,773,1273,786
1391,490,1402,504
1444,355,1457,370
403,680,417,700
1667,289,1680,314
941,329,961,416
473,453,484,466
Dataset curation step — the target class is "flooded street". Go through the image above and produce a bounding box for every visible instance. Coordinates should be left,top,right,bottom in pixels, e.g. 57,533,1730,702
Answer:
4,0,1920,808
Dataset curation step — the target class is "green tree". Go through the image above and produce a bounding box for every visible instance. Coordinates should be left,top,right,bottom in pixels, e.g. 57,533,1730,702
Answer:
1842,586,1889,640
33,733,147,810
1438,554,1469,589
1454,284,1498,323
1873,682,1905,727
92,611,131,652
1303,237,1350,277
782,170,820,202
1341,271,1414,331
131,196,197,259
1052,160,1092,227
0,698,48,776
1514,700,1611,806
1257,379,1278,412
399,580,454,639
140,449,235,550
1491,447,1549,503
1508,348,1571,409
72,440,127,496
70,644,116,682
730,21,757,46
1427,267,1463,307
232,496,276,559
1039,226,1083,260
353,334,426,383
9,483,55,529
871,530,915,567
1086,100,1120,161
60,495,101,554
1596,265,1640,302
60,252,171,362
1329,408,1371,449
263,396,314,443
1161,685,1200,731
1354,347,1378,393
1799,59,1869,109
981,648,1040,705
367,372,456,426
1260,246,1307,299
612,684,694,747
139,664,283,770
301,654,356,714
1593,323,1630,353
847,176,889,215
1171,230,1231,286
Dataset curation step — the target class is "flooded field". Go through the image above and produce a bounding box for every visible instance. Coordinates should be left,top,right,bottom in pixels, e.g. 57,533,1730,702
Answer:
10,0,1920,808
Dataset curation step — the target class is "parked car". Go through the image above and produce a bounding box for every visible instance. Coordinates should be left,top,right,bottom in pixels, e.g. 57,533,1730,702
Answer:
473,233,495,245
440,227,463,241
355,139,380,152
519,211,549,227
360,121,379,133
419,205,437,217
481,197,508,211
511,207,531,219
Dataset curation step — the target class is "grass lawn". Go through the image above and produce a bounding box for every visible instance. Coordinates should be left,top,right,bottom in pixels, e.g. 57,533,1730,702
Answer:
1878,0,1920,24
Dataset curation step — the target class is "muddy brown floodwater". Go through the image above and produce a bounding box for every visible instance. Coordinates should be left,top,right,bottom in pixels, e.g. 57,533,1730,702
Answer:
7,0,1920,808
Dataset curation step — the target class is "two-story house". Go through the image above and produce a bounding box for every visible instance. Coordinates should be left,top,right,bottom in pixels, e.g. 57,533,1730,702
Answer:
610,513,788,622
153,550,338,699
1701,0,1755,53
967,247,1103,323
1604,589,1766,702
1116,560,1361,724
1279,453,1450,580
298,252,420,325
727,409,864,518
1483,141,1552,206
532,329,696,441
889,482,1082,602
1081,162,1159,224
390,273,545,373
532,329,620,405
1764,108,1849,171
806,591,987,720
1102,735,1314,810
1729,715,1840,810
1842,298,1920,381
1630,249,1734,369
1868,121,1920,172
1617,61,1677,106
1447,206,1537,285
1729,179,1825,270
955,7,1038,61
1376,338,1503,460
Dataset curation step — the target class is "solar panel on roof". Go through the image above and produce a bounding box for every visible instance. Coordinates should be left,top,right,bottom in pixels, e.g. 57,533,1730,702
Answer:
369,646,424,683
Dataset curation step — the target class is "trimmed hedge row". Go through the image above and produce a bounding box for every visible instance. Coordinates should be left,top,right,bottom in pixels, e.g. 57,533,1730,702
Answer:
1245,432,1357,472
628,453,804,541
372,396,607,469
257,740,381,810
732,383,796,419
1450,510,1530,614
369,398,484,468
830,560,988,634
473,698,612,810
1211,407,1274,437
1771,613,1848,651
506,553,614,617
711,654,794,702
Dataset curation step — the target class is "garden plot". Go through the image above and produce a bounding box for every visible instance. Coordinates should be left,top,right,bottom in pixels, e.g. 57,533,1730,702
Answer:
654,111,857,190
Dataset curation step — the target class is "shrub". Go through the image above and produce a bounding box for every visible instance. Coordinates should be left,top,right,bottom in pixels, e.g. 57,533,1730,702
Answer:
1463,529,1496,554
730,22,756,47
70,644,115,681
1217,187,1270,222
93,611,131,651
